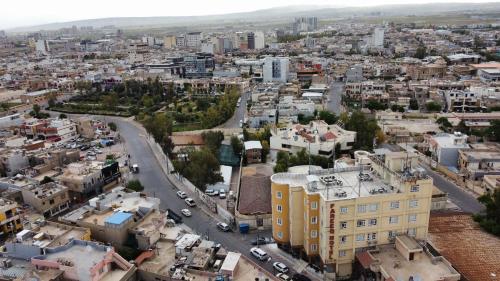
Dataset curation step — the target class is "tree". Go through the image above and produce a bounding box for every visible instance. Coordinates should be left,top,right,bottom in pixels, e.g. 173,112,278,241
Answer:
59,113,68,119
414,46,427,59
202,131,224,154
474,35,484,50
473,188,500,236
108,122,117,132
274,151,290,173
261,140,270,163
318,111,338,124
230,136,243,155
126,180,144,192
32,104,41,117
180,148,223,190
486,120,500,141
436,117,452,131
40,176,53,184
425,101,442,112
409,98,419,110
345,111,380,150
366,100,387,111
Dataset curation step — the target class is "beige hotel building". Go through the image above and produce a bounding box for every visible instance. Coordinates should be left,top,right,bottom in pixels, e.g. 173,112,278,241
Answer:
270,151,433,278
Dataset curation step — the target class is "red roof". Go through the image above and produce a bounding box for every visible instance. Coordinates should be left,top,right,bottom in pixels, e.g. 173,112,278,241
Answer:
323,131,337,140
356,251,373,269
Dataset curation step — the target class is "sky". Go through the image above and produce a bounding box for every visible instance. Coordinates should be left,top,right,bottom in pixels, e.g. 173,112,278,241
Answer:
0,0,496,29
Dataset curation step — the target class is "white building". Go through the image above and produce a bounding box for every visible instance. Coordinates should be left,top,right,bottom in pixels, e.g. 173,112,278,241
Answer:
186,32,202,48
263,57,289,83
201,42,215,54
372,28,384,47
427,132,470,167
270,120,356,157
478,68,500,82
254,31,265,49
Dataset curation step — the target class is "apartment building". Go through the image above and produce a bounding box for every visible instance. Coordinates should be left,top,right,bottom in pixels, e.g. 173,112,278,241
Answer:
426,132,469,167
407,63,446,80
270,151,433,278
0,198,22,235
444,90,482,113
263,57,289,83
270,120,356,157
20,182,70,217
186,32,202,48
458,143,500,182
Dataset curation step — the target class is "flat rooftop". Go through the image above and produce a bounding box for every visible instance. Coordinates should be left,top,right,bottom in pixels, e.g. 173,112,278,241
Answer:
138,240,176,275
371,244,458,281
104,211,133,225
271,167,395,201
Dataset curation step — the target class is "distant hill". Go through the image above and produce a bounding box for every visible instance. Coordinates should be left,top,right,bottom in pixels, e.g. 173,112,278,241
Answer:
7,2,500,33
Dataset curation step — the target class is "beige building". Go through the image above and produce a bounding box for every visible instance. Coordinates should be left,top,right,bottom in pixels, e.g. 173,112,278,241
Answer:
270,151,433,278
21,182,70,217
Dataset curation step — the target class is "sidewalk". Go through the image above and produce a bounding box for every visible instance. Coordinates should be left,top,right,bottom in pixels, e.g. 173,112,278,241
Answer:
262,244,323,281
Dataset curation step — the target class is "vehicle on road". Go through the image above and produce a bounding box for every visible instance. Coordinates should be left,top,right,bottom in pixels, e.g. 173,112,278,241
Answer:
217,222,231,232
250,247,269,261
205,189,219,196
292,274,311,281
276,273,292,281
177,191,187,199
132,164,139,173
166,209,183,224
185,198,196,207
251,237,275,245
219,190,226,199
273,262,289,273
181,209,192,217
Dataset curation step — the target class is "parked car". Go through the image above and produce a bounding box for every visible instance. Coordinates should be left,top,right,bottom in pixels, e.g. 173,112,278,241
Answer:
217,222,231,232
181,209,192,217
205,189,219,196
132,164,139,173
177,191,187,199
166,209,183,224
250,247,269,261
251,237,275,245
292,274,312,281
276,273,292,281
219,190,226,199
185,198,196,207
273,262,289,273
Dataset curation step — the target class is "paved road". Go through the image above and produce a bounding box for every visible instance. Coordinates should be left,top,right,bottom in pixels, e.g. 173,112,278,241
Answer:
113,118,311,278
326,81,344,115
418,164,484,214
218,90,251,129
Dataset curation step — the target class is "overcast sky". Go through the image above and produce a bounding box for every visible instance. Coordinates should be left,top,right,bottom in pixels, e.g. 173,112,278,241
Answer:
0,0,496,29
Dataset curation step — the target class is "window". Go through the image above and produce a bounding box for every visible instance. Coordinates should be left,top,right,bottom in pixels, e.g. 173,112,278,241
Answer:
357,204,367,213
390,201,400,209
408,214,417,222
367,233,377,241
276,191,282,199
339,250,346,257
340,221,347,229
408,228,417,237
356,234,365,241
277,205,282,212
49,199,55,205
340,236,347,244
357,220,366,227
389,216,399,224
311,244,317,251
388,231,396,238
277,218,283,225
369,203,378,212
340,207,348,214
311,201,318,210
311,230,318,238
277,231,283,239
411,185,420,192
311,216,318,224
409,199,418,208
369,219,377,226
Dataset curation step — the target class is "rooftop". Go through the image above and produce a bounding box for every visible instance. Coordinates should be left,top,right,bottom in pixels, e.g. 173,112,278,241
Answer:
238,165,272,215
428,213,500,281
104,211,133,225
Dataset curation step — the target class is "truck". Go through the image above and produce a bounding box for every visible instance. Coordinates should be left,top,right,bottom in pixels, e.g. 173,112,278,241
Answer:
166,209,183,224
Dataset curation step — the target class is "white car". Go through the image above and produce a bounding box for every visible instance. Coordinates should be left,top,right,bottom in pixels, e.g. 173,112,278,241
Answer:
176,191,187,199
250,247,269,261
185,198,196,207
181,209,192,217
219,190,226,199
217,222,230,232
273,262,289,273
276,273,292,281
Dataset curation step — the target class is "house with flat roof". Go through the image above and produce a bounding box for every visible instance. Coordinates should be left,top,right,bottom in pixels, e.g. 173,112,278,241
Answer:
426,132,469,167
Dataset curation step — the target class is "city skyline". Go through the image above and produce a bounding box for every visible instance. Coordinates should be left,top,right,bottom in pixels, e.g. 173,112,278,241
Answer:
1,0,497,29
